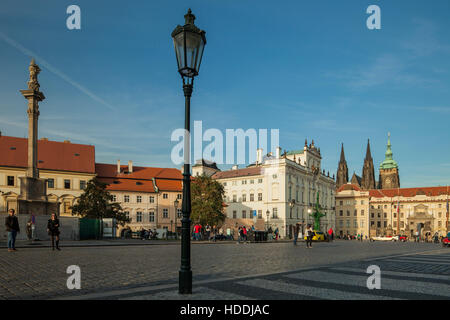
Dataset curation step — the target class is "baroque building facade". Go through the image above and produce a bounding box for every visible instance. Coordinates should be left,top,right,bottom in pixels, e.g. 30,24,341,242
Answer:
336,184,449,238
195,140,336,239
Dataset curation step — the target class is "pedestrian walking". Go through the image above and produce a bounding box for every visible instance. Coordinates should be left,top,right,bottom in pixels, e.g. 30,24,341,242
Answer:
328,227,333,242
293,224,299,246
243,226,248,242
26,218,33,241
205,224,211,241
47,213,61,251
5,209,20,252
306,224,313,248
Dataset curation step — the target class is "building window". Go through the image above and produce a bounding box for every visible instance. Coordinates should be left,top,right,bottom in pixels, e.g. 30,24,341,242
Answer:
384,212,387,218
232,211,237,219
136,212,142,222
354,210,357,216
149,196,155,203
233,194,237,202
258,210,262,219
339,210,343,217
354,220,358,228
242,194,247,202
339,201,343,206
250,194,254,202
177,209,182,218
438,212,442,218
7,176,14,186
137,195,142,203
250,180,254,184
242,180,247,185
125,211,130,221
47,178,55,189
346,210,350,217
361,210,364,216
112,195,117,202
360,220,364,227
242,211,246,219
272,208,278,219
346,220,350,228
339,220,344,227
64,179,71,189
177,194,182,199
124,195,130,203
80,180,86,190
149,212,154,222
258,179,263,183
223,182,227,186
361,200,364,205
258,193,263,201
163,193,168,199
384,221,387,228
163,209,168,218
377,221,381,228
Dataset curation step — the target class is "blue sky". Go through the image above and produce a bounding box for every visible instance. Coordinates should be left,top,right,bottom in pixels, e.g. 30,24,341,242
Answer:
0,0,449,187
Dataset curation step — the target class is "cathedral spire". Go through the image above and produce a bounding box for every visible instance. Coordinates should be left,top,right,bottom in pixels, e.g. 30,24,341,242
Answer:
365,139,373,160
336,143,349,189
340,143,345,162
361,138,376,190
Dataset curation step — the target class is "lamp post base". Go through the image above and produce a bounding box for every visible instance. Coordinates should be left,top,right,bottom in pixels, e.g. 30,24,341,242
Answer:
179,270,192,294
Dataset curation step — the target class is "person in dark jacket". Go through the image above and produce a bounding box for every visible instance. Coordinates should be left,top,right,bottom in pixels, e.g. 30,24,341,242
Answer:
5,209,20,252
47,213,61,251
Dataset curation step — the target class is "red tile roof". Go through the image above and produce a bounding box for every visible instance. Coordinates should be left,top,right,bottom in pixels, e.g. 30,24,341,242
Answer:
212,167,262,179
337,184,450,197
0,136,95,174
369,186,450,198
337,184,361,193
95,163,182,193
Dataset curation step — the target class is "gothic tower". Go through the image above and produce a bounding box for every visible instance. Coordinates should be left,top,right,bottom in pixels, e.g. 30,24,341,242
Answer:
336,143,348,189
379,133,400,189
361,139,376,190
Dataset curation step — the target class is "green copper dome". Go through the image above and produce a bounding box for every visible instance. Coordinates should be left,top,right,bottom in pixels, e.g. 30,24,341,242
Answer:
380,132,398,169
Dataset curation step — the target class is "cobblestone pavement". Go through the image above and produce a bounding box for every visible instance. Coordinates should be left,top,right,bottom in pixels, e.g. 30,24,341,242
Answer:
0,240,447,300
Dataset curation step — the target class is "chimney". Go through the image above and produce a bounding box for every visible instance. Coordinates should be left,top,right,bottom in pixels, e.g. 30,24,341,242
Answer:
275,147,281,159
128,160,133,173
117,160,121,174
256,148,263,165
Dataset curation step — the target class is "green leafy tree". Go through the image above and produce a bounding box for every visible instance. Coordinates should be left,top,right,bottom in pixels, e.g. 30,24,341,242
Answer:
191,174,226,226
71,178,130,226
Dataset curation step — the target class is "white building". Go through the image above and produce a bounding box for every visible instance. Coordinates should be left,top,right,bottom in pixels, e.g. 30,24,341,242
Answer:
193,140,336,238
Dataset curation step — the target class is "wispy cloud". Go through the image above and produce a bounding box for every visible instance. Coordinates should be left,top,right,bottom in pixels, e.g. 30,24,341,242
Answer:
0,31,117,111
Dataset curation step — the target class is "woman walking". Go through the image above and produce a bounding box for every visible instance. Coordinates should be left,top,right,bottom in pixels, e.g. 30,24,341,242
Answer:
306,224,313,248
47,213,61,251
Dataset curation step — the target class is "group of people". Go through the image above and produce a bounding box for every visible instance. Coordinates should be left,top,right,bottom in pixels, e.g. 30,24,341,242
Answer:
192,223,225,241
5,208,61,252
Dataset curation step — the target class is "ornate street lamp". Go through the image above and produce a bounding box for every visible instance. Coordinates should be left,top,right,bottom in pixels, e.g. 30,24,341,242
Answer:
172,8,206,295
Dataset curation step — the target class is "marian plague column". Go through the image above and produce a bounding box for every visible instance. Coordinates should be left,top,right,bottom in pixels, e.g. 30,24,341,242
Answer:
17,59,57,215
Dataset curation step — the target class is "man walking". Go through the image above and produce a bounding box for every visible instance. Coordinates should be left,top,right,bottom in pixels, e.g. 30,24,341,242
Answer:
305,224,313,248
5,209,20,252
293,224,299,246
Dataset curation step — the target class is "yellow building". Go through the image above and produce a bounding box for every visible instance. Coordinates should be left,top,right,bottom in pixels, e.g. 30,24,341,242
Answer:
0,135,96,216
336,184,449,238
96,161,182,236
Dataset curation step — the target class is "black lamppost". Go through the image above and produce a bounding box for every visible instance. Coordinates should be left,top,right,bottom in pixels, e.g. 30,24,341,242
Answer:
266,210,270,230
174,199,179,238
172,8,206,295
289,199,295,239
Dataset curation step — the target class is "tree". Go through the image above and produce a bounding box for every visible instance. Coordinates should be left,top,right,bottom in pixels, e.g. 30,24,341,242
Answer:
71,178,130,226
191,174,226,226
